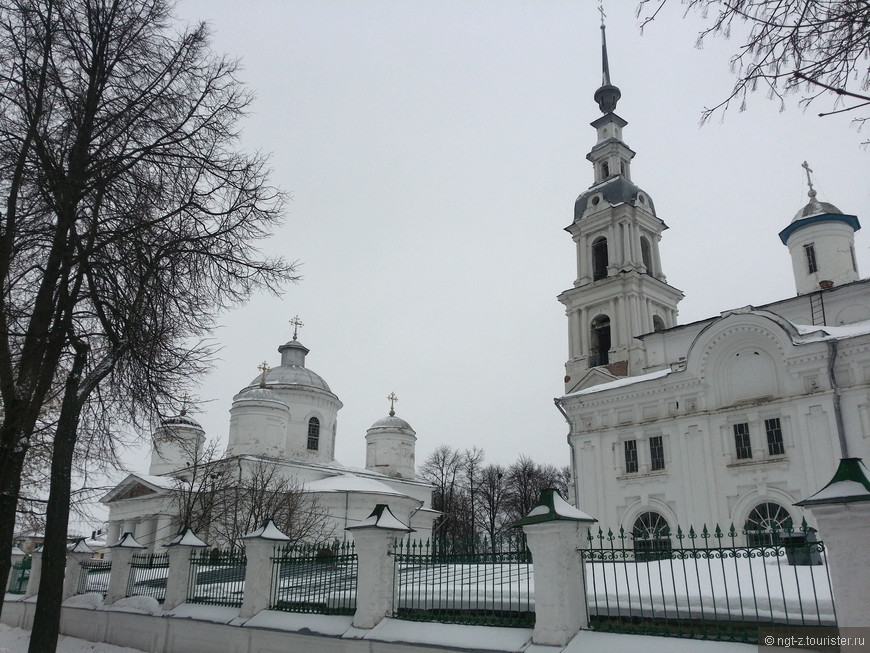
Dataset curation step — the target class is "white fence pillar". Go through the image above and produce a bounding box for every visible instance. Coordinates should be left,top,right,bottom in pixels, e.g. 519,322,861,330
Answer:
796,458,870,629
7,546,25,593
24,547,43,598
239,519,290,619
105,532,146,605
516,488,596,648
62,540,95,602
347,504,411,629
163,527,209,610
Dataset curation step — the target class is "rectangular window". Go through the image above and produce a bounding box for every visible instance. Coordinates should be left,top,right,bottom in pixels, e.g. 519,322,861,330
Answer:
734,423,752,460
765,418,785,456
650,436,665,471
624,440,638,473
804,243,818,274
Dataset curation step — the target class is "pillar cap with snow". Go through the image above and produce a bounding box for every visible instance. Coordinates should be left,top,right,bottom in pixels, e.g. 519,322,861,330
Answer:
513,488,597,527
346,504,412,533
110,532,146,549
796,458,870,507
11,546,25,556
242,518,291,541
69,538,93,554
165,526,209,548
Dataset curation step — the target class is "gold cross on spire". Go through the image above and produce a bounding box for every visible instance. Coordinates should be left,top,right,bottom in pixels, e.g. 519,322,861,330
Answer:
801,161,816,198
387,392,398,417
289,315,304,341
257,361,270,388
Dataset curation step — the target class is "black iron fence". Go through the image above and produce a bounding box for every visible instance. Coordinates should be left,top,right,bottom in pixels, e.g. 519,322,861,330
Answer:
582,522,836,643
126,552,169,603
270,540,357,615
7,557,31,594
187,548,246,607
76,559,112,597
393,535,534,627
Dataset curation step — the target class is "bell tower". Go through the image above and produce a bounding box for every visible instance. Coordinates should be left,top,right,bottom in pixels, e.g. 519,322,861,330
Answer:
558,18,683,392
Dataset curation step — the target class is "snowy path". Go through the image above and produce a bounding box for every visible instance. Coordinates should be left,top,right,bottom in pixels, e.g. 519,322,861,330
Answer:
0,624,146,653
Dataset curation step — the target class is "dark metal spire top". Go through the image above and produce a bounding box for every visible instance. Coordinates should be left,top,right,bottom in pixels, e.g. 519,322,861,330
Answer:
593,3,621,114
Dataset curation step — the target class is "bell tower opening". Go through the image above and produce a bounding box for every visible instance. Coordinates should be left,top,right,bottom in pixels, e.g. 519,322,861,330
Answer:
592,237,609,280
589,315,611,367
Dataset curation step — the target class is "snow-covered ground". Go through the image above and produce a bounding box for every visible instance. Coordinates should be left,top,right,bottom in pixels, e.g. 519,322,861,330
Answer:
0,624,146,653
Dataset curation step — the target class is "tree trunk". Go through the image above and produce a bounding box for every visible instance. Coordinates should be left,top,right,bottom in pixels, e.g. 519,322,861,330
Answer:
29,342,88,653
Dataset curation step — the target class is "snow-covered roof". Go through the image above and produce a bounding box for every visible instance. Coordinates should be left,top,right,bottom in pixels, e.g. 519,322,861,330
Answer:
791,319,870,342
100,472,177,504
346,504,411,532
111,532,146,549
563,368,672,398
797,458,870,506
242,518,291,541
305,473,404,496
166,527,209,548
69,539,93,554
514,488,595,527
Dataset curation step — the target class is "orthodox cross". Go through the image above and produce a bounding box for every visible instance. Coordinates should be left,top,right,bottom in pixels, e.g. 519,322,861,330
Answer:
387,392,398,417
802,161,816,196
179,392,190,416
257,361,270,388
289,315,304,341
598,1,606,26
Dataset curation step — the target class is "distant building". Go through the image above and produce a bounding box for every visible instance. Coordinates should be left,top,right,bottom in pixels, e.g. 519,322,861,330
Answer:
101,329,437,550
557,25,869,545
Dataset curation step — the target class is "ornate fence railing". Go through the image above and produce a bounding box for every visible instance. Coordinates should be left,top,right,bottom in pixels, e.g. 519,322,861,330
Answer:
582,522,836,643
270,541,357,615
7,557,31,594
187,549,247,607
126,552,169,603
393,535,534,627
76,559,112,596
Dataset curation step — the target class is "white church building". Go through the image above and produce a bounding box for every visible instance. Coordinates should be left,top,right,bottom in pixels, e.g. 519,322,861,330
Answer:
557,26,870,545
101,328,438,551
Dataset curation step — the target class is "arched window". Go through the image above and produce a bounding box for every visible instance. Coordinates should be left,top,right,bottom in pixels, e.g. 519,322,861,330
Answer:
653,315,665,332
745,502,792,546
307,417,320,451
640,236,653,275
600,161,610,179
592,237,608,281
632,512,671,560
589,315,611,367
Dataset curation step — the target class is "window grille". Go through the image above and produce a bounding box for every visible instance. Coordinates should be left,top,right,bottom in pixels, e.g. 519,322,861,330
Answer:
624,440,638,473
733,423,752,460
649,436,665,471
307,417,320,451
765,418,785,456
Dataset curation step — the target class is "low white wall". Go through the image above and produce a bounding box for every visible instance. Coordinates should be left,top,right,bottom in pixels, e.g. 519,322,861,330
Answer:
1,598,532,653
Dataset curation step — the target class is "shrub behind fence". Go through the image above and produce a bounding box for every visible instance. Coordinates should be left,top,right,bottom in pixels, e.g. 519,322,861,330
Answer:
270,541,357,615
126,552,169,603
394,534,534,627
187,548,246,607
582,522,836,643
76,559,112,597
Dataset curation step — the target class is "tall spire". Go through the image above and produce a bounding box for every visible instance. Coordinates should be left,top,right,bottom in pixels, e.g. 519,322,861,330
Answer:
593,4,621,114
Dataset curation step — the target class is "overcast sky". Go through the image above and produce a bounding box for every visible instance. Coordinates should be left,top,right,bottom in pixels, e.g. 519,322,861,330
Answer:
120,0,869,477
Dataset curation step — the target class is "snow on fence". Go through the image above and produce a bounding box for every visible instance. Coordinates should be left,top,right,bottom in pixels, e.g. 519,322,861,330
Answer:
75,559,112,597
269,540,357,615
393,535,534,628
187,549,246,607
7,557,30,594
582,523,836,642
126,552,169,603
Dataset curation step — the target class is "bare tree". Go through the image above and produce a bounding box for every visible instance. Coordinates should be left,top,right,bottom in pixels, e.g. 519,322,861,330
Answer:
475,463,509,545
419,445,464,540
0,0,296,649
637,1,870,131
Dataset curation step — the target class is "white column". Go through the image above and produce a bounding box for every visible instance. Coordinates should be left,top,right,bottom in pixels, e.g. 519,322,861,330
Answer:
351,528,399,629
24,549,42,598
239,537,273,618
155,515,175,550
106,521,121,547
804,502,870,628
62,551,94,602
